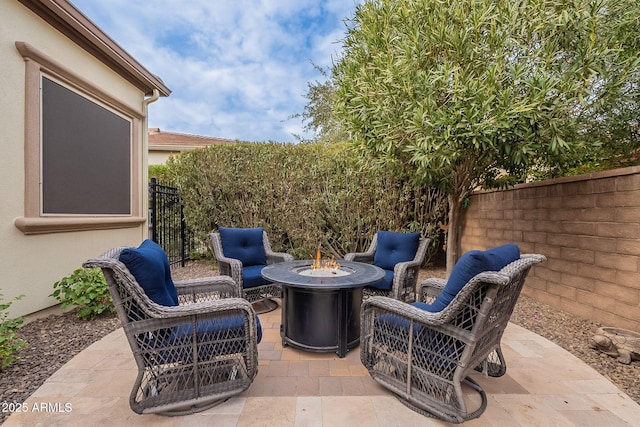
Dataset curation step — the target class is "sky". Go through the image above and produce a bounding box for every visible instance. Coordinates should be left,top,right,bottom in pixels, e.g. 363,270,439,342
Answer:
70,0,361,143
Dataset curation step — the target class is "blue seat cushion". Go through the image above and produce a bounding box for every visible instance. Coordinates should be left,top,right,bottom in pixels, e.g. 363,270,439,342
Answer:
373,231,420,271
149,314,263,363
119,239,178,307
219,227,267,267
426,244,520,313
171,314,263,346
373,308,458,374
242,264,270,289
367,269,394,291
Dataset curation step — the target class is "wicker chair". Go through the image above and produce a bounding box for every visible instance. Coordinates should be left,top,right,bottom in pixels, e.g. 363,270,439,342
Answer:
360,253,546,423
344,231,430,302
83,246,260,416
210,227,294,313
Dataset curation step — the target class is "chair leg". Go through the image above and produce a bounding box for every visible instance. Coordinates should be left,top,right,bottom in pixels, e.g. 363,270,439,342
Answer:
395,376,487,424
251,297,279,314
474,348,507,377
155,398,230,416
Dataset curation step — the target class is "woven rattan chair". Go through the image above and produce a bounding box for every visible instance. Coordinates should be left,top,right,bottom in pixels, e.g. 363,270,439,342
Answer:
344,231,430,302
210,227,294,313
83,245,260,416
360,253,546,423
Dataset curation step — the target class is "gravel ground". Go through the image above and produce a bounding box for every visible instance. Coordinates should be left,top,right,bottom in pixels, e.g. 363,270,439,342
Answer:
1,260,637,424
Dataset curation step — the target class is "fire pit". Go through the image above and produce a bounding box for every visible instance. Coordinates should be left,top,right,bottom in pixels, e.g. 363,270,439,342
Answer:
296,265,352,277
296,250,354,277
261,259,384,358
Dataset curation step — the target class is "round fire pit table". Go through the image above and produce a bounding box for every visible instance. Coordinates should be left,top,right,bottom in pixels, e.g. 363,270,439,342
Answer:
261,260,384,358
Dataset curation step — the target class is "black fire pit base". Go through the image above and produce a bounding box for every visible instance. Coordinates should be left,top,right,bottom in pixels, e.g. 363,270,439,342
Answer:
281,286,363,358
261,260,384,359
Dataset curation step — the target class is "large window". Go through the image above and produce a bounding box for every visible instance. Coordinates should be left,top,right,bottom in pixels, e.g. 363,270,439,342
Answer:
15,42,145,234
41,76,132,215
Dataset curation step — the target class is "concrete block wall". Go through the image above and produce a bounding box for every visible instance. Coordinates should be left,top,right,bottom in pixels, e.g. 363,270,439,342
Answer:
461,166,640,331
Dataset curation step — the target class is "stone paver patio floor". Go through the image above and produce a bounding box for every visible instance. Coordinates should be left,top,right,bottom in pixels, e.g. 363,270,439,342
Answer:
5,305,640,426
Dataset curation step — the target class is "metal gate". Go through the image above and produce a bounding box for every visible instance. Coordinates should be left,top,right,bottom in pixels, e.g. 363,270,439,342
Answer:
148,178,193,266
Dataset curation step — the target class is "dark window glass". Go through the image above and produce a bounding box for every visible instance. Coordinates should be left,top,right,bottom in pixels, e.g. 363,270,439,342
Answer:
41,76,131,215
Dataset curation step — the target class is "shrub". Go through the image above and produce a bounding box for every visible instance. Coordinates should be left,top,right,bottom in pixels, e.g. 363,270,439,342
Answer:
169,141,447,262
0,293,28,370
149,164,173,184
51,268,115,319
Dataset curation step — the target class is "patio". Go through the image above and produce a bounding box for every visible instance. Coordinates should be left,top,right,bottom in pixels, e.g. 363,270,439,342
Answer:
4,305,640,426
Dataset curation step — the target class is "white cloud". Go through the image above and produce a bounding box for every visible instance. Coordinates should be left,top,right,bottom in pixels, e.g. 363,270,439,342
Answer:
70,0,360,142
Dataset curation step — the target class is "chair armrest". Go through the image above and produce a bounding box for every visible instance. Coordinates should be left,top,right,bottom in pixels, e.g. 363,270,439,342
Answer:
392,258,423,277
418,278,446,302
209,232,243,280
213,255,243,285
175,275,242,301
214,254,242,271
389,260,421,301
367,268,512,327
361,296,471,341
344,252,374,263
262,231,293,264
266,252,294,264
345,233,377,262
144,297,254,319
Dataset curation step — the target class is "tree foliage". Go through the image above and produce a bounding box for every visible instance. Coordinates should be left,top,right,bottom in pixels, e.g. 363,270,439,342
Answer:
332,0,640,269
532,0,640,179
292,65,347,143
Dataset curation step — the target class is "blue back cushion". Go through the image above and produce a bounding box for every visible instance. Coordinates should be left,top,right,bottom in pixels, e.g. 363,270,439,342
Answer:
219,227,267,267
485,243,520,270
425,244,520,313
373,231,420,270
119,239,178,307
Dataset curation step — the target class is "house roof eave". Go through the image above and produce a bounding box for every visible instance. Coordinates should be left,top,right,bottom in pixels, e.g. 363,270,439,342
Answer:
17,0,171,97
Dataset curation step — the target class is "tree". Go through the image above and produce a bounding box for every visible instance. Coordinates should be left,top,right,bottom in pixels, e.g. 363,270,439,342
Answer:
292,65,347,144
528,0,640,179
333,0,640,271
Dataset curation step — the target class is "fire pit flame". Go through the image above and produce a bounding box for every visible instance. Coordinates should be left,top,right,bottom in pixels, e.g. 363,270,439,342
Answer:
311,249,340,271
298,250,350,277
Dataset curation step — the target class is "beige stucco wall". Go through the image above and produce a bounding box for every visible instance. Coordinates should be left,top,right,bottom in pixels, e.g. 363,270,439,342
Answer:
1,1,150,317
148,150,179,165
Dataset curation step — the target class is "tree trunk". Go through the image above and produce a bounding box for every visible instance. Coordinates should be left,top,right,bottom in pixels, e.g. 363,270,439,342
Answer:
445,160,475,275
446,193,463,276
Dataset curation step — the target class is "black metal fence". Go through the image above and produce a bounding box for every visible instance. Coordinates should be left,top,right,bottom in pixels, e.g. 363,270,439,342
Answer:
148,178,200,266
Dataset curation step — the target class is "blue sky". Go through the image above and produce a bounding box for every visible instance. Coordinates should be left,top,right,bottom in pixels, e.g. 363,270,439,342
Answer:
70,0,361,143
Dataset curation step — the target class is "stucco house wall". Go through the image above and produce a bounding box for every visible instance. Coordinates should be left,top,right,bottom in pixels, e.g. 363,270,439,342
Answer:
461,166,640,331
1,0,169,317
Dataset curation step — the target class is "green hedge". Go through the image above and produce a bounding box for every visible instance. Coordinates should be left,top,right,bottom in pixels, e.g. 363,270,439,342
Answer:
168,141,446,262
148,164,173,184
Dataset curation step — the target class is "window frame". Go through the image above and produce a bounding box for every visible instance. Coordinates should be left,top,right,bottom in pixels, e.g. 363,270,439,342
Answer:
15,42,146,234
